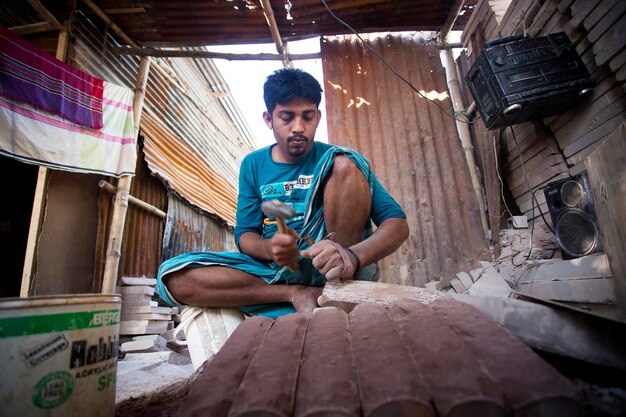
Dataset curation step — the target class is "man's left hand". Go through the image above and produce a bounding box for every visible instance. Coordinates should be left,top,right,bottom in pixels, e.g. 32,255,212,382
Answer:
300,240,358,280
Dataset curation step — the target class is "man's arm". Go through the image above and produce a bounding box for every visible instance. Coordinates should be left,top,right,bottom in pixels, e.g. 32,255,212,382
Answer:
345,217,409,268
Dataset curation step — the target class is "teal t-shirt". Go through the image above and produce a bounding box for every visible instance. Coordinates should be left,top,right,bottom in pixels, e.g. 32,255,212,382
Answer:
234,142,405,249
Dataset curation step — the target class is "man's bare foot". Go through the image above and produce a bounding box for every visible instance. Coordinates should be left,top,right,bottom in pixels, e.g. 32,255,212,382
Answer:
290,286,323,315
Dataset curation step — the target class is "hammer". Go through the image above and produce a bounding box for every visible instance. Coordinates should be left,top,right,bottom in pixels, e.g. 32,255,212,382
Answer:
261,199,299,271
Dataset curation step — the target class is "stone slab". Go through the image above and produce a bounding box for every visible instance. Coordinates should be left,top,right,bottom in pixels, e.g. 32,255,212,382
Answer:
469,272,512,298
456,271,474,289
450,277,467,293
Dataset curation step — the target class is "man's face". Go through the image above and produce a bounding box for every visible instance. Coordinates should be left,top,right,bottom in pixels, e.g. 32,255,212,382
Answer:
263,99,321,163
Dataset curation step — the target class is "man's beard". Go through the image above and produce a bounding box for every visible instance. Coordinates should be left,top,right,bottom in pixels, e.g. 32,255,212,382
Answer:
287,135,310,157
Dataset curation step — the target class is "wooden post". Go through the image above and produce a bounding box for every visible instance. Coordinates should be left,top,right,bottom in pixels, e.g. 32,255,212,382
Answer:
440,48,490,237
585,122,626,319
20,22,69,297
101,56,151,294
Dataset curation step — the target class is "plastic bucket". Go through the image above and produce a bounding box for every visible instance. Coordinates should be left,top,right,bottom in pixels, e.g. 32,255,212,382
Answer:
174,307,244,370
0,294,121,417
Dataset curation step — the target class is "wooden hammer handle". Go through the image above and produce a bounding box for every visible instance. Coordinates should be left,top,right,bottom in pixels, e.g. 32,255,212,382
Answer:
275,218,299,272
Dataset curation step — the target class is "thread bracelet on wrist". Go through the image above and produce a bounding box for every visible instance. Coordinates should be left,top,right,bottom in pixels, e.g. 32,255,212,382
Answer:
345,247,361,273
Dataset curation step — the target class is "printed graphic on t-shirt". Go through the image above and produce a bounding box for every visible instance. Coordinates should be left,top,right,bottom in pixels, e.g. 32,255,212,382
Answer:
260,174,314,198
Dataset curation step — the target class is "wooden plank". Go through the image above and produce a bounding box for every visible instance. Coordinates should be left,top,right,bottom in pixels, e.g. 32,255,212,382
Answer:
506,143,562,174
462,0,488,44
583,0,619,32
569,0,599,28
546,67,613,133
484,13,499,40
585,121,626,319
507,154,565,190
566,113,625,166
588,0,626,43
511,165,569,199
20,23,69,297
562,92,626,157
610,48,626,74
496,0,537,38
554,83,625,151
528,0,559,36
593,13,626,66
517,278,615,304
557,0,576,14
617,63,626,82
319,280,445,312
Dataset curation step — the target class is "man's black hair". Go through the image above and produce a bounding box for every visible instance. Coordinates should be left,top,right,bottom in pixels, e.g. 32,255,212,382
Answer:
263,68,323,113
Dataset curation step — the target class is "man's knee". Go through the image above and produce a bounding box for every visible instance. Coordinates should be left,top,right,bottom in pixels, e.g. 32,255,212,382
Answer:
331,155,363,179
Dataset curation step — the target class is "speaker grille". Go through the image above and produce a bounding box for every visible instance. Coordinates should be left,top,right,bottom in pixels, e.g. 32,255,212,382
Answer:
555,210,598,258
561,180,584,207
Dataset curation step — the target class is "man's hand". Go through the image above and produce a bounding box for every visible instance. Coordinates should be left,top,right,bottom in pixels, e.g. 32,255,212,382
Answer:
270,230,299,267
300,240,359,280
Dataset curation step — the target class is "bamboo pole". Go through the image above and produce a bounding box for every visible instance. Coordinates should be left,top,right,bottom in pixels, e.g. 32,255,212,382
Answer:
99,180,166,219
111,46,320,61
101,56,151,294
440,48,489,237
260,0,292,68
20,22,70,297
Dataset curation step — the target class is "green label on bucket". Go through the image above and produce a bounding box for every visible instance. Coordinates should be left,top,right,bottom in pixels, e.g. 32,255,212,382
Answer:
32,371,75,409
0,309,120,338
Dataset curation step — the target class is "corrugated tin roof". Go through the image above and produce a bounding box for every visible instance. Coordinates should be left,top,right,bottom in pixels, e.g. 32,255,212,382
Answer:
18,0,478,47
141,112,239,226
177,299,583,417
321,33,490,286
69,15,253,225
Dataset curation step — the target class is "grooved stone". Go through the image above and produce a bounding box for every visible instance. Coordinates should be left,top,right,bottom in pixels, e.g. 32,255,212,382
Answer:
430,298,583,417
229,313,310,417
294,307,360,417
175,316,274,417
350,303,434,417
388,299,509,417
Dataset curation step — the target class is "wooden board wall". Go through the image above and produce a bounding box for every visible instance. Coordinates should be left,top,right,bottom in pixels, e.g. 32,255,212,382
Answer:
461,0,626,234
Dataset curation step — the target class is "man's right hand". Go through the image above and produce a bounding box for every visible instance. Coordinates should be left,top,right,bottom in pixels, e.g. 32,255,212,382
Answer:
269,231,299,267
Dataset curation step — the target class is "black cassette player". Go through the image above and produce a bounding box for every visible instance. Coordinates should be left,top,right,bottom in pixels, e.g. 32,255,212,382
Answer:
466,32,594,130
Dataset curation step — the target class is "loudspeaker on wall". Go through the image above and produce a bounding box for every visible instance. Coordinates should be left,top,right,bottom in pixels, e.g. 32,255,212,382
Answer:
543,171,604,260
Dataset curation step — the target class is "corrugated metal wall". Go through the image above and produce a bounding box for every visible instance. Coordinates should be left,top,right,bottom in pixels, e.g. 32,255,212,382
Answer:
94,148,166,284
321,33,491,287
461,0,626,227
162,193,236,262
69,13,254,225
